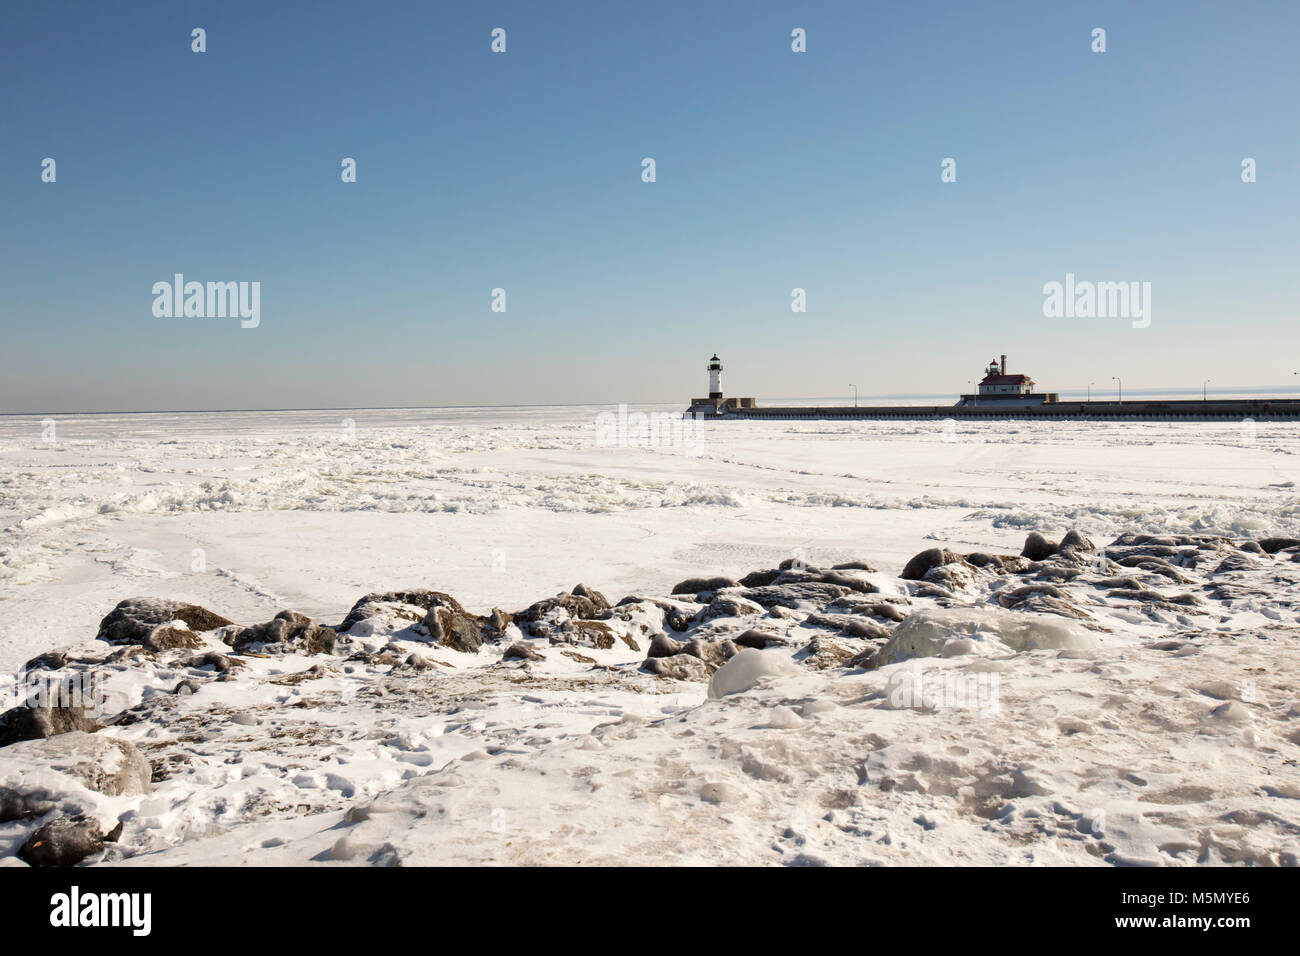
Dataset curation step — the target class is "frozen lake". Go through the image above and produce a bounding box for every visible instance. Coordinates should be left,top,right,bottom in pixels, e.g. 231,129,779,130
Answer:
2,405,1297,670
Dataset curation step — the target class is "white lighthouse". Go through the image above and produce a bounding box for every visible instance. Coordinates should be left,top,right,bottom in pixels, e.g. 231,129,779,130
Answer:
685,356,753,415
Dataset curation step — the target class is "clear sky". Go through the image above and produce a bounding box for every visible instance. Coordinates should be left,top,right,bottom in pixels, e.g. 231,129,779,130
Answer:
2,0,1298,412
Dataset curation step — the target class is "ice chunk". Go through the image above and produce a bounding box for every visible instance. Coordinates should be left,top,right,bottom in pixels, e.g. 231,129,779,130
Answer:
762,705,805,729
707,648,797,698
870,608,1097,667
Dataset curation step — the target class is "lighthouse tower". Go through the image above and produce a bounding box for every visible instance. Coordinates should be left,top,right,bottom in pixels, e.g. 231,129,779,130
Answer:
707,354,723,399
686,356,752,416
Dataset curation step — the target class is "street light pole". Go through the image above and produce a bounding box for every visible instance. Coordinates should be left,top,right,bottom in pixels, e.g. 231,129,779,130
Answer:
849,384,857,408
1203,379,1210,403
1112,376,1122,403
1087,381,1094,402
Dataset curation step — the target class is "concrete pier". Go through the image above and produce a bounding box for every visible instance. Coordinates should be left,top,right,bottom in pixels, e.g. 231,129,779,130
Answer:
685,399,1300,421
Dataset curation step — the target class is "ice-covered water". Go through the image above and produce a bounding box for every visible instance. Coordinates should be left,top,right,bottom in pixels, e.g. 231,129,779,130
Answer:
2,406,1298,670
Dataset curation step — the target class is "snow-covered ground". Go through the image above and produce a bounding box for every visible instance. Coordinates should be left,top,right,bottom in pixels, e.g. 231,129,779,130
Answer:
1,406,1298,866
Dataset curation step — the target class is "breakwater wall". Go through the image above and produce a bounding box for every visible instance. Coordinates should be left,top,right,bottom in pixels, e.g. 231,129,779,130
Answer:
690,400,1300,421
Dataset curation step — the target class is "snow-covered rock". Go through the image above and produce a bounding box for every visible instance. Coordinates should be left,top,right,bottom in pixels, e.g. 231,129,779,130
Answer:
869,608,1098,667
1,732,151,797
707,648,798,698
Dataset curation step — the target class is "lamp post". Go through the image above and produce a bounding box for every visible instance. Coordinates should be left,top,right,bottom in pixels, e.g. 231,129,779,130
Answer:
1087,381,1094,402
1112,376,1122,403
969,381,977,407
849,384,857,408
1203,379,1210,403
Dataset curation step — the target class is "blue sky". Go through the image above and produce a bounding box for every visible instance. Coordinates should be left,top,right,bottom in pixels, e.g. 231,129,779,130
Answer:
2,0,1297,412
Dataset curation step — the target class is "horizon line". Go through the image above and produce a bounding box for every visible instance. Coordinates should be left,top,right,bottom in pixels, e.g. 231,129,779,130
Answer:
4,383,1299,418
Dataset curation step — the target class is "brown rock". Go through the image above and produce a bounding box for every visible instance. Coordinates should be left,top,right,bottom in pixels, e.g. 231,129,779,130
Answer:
98,598,234,645
144,624,204,652
228,610,337,656
670,576,740,596
0,705,98,748
1021,532,1059,561
901,548,962,581
19,815,111,867
338,590,467,633
425,606,484,654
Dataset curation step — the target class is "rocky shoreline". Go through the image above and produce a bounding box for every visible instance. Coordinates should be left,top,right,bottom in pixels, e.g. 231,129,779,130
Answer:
2,529,1299,867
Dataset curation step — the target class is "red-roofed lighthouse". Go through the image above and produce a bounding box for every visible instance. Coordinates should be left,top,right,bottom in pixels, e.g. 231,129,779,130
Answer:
978,354,1035,397
957,355,1058,406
